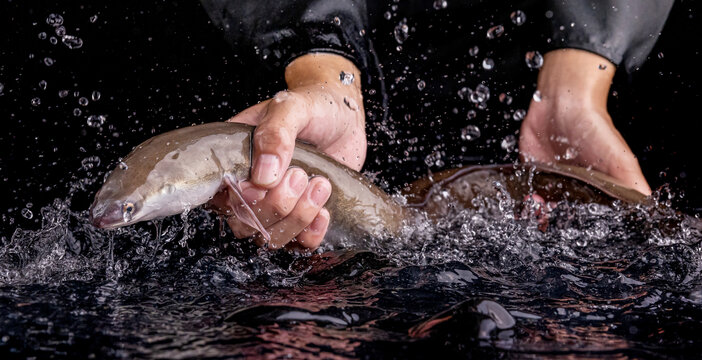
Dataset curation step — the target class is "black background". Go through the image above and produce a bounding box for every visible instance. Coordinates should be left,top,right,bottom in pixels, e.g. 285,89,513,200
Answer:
1,0,700,236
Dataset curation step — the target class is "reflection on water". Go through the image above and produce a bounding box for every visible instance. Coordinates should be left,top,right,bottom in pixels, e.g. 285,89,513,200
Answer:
1,185,701,358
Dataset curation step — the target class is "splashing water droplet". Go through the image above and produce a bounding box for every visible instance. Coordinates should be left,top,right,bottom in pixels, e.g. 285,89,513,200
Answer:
394,20,409,44
468,45,479,57
55,26,66,37
91,90,101,101
457,87,472,100
87,115,106,127
461,125,481,141
384,11,392,20
417,80,426,91
78,97,89,106
470,84,490,104
511,10,527,25
433,0,447,9
466,109,477,119
73,108,82,116
21,208,33,219
333,16,341,26
81,156,101,170
49,37,58,45
498,93,513,105
564,147,578,160
486,25,505,39
482,58,495,70
532,90,542,102
31,97,41,106
525,51,544,69
46,14,64,27
339,71,354,85
43,57,55,66
0,83,4,94
62,35,83,49
118,161,128,170
501,135,517,152
513,109,526,121
38,32,47,40
90,15,98,23
38,80,48,90
58,89,69,98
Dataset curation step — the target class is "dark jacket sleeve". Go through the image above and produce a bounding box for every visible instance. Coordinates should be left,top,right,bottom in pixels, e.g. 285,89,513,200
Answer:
545,0,674,72
200,0,371,72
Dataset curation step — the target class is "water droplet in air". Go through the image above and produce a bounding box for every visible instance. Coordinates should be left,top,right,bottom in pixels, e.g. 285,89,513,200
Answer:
73,108,82,116
81,156,101,170
49,37,58,45
564,147,578,160
384,11,392,20
58,89,69,98
62,35,83,49
21,208,33,219
510,10,527,25
78,97,89,106
486,25,505,39
118,161,128,170
46,14,64,27
525,51,544,69
55,26,66,37
38,32,47,40
333,17,341,26
417,80,426,91
498,93,513,105
38,80,48,90
482,58,495,70
87,115,106,127
90,15,98,23
470,84,490,104
466,109,477,119
461,125,481,141
501,135,517,152
433,0,447,9
43,57,55,66
513,109,526,121
394,20,409,44
31,97,41,106
339,71,354,85
457,87,472,100
91,90,101,101
468,45,479,57
0,83,4,94
532,90,542,102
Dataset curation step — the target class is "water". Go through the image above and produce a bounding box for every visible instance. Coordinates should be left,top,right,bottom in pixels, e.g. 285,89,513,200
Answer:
2,180,702,358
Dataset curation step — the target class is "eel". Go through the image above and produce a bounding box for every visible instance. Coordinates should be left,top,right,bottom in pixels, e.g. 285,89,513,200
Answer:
89,122,647,245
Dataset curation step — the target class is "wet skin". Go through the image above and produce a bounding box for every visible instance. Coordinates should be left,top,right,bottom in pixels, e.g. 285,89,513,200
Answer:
90,122,648,246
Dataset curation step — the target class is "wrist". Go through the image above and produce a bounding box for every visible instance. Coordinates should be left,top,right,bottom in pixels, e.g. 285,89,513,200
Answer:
285,53,363,99
536,49,615,109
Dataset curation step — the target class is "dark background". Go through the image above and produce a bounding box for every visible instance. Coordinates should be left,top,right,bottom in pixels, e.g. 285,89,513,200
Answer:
1,0,700,236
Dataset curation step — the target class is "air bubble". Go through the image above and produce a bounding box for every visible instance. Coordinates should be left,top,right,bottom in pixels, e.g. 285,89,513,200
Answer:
433,0,447,9
21,208,34,219
525,51,544,69
87,115,106,127
482,58,495,70
510,10,527,25
461,125,481,141
486,25,505,39
394,20,409,44
62,35,83,49
339,71,354,85
46,14,64,27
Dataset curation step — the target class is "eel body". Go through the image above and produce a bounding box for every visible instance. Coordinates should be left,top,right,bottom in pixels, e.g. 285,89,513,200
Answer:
90,122,647,243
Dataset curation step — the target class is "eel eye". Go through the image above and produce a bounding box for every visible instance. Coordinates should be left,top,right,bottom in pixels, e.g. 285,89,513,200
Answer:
122,202,135,222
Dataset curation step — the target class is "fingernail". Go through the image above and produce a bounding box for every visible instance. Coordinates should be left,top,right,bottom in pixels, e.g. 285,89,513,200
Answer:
253,154,280,186
309,180,331,206
287,169,308,197
309,210,329,233
241,186,266,204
